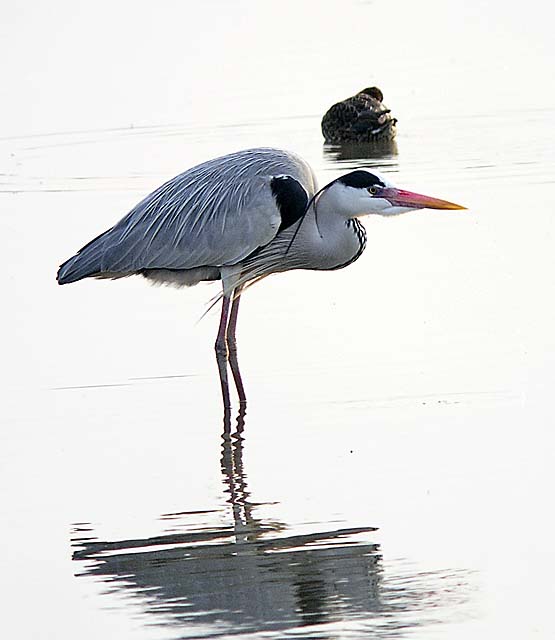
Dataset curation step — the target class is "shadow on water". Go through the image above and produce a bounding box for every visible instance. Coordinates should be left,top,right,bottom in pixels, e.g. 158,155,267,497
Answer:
71,407,471,638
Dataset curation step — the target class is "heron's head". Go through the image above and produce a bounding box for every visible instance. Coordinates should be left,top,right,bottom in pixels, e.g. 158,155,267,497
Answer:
320,170,466,218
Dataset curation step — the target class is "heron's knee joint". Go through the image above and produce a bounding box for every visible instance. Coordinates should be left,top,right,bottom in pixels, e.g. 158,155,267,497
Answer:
214,340,228,358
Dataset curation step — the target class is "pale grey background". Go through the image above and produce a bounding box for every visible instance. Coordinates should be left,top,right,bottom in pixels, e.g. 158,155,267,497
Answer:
2,0,555,638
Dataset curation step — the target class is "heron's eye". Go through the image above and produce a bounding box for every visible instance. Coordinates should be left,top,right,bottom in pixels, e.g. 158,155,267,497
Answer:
368,185,379,195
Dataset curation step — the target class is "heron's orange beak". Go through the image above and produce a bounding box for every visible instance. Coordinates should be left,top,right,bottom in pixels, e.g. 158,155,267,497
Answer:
378,187,466,210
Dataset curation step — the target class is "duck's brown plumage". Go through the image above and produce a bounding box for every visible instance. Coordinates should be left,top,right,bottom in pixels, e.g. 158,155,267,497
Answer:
321,87,397,144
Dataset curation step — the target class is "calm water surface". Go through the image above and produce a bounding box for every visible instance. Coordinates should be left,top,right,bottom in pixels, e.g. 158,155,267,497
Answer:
3,1,555,638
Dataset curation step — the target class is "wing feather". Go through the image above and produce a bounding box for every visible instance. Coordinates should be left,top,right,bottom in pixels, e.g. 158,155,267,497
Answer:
98,148,315,273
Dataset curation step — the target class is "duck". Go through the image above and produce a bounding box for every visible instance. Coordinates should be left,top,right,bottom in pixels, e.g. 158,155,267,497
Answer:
321,86,397,144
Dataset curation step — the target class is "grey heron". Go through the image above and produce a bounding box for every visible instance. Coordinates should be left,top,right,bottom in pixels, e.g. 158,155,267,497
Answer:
57,147,464,408
321,86,397,144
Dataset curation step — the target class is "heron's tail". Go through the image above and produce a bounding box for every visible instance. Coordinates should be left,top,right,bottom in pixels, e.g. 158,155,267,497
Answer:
57,230,108,284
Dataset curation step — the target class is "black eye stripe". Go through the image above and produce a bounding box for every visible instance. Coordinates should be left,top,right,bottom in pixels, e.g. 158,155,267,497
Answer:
337,170,385,189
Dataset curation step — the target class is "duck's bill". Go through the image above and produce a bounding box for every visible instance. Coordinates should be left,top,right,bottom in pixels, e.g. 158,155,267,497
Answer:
378,187,466,210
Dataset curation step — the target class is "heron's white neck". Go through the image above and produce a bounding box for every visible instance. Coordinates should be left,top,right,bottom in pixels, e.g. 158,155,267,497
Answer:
293,194,367,271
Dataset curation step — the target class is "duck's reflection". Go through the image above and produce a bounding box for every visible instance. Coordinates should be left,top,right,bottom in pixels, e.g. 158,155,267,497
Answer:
323,138,399,169
71,408,468,637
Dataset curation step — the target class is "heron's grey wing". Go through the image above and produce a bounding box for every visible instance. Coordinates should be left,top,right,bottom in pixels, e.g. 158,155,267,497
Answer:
100,174,281,272
57,148,316,283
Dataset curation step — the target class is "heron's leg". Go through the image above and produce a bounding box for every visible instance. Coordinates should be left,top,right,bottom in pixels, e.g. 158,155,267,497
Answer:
226,286,246,405
215,294,232,410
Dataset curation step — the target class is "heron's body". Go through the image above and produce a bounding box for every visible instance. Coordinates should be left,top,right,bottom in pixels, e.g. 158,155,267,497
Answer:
59,148,313,286
58,147,464,408
321,87,397,144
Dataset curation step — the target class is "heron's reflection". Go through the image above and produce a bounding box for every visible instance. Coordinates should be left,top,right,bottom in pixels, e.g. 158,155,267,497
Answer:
221,404,249,518
220,405,286,543
71,408,469,637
